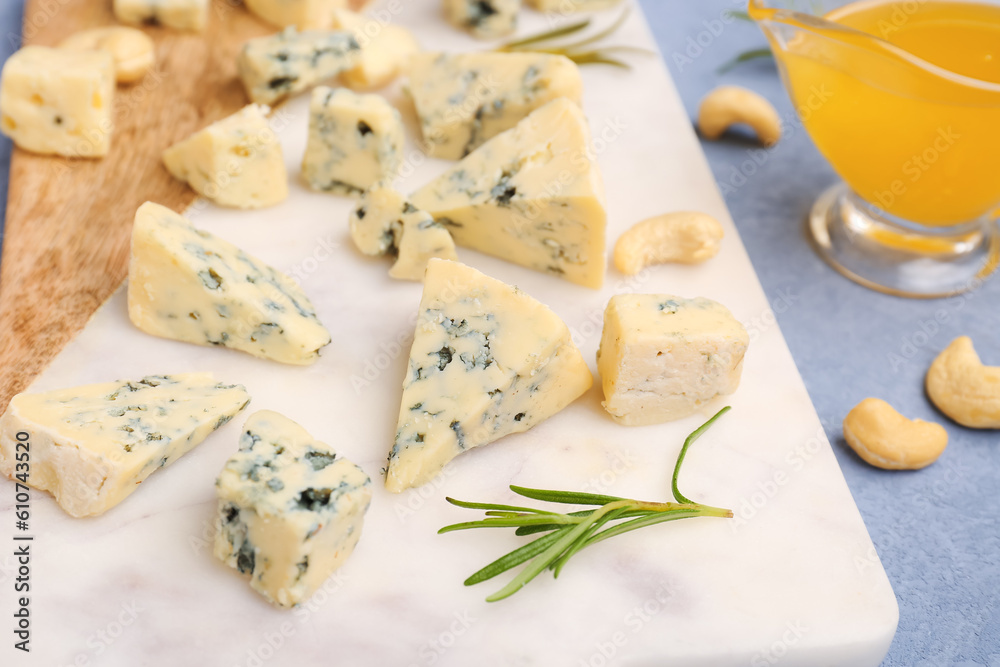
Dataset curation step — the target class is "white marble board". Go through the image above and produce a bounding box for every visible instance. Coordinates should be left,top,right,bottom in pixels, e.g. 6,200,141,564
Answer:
0,2,898,665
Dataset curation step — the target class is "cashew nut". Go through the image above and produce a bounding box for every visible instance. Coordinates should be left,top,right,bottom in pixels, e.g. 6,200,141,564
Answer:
59,27,155,84
697,85,781,147
842,398,948,470
613,211,723,275
926,336,1000,429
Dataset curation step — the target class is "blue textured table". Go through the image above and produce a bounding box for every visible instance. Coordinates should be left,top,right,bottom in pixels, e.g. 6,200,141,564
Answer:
1,1,998,664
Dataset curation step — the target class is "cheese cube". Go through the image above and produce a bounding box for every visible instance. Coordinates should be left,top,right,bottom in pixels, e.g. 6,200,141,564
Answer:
244,0,351,29
113,0,209,31
301,86,404,196
0,374,249,517
406,51,582,159
526,0,623,11
215,410,372,608
349,186,457,281
387,259,592,492
128,202,332,364
597,295,749,426
237,28,360,105
329,10,420,90
162,104,288,209
444,0,520,39
0,46,114,158
410,98,607,288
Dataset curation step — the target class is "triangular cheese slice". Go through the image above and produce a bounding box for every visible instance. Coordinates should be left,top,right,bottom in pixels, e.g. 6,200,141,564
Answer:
0,373,250,517
406,51,582,159
127,202,331,365
410,98,607,289
237,28,360,105
386,259,593,492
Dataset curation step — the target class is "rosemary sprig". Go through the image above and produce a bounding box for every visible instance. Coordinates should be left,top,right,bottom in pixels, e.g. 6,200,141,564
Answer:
439,407,734,602
495,6,652,69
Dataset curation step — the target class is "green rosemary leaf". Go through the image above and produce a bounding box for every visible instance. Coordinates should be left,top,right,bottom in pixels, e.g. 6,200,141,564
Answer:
464,528,569,585
567,53,631,68
485,507,614,602
728,9,753,21
445,497,556,514
717,47,774,74
438,513,581,534
441,410,734,601
555,6,631,52
583,509,717,548
499,18,591,50
550,505,631,578
671,406,731,505
510,486,626,505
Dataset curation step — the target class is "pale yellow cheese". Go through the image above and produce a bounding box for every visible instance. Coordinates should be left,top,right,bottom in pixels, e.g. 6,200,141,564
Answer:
410,98,607,288
597,295,749,426
162,104,288,209
387,259,592,492
526,0,623,11
215,410,371,608
0,374,249,517
329,9,420,90
244,0,349,29
127,202,331,364
0,46,115,158
348,186,457,281
406,51,582,159
113,0,209,31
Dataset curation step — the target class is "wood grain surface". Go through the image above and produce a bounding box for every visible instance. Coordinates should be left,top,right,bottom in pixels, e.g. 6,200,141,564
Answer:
0,0,278,411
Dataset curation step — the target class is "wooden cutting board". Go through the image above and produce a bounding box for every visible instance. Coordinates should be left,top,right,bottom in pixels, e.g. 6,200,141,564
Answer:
0,0,350,411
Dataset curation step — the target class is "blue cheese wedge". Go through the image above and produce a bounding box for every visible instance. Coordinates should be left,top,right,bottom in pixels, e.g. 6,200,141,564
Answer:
349,186,457,281
113,0,209,31
329,9,420,90
526,0,623,11
386,259,592,492
410,98,607,288
444,0,520,39
0,46,115,158
127,202,331,364
597,295,749,426
406,51,582,159
244,0,354,29
301,86,404,196
162,104,288,209
0,374,249,518
215,410,372,608
237,28,360,106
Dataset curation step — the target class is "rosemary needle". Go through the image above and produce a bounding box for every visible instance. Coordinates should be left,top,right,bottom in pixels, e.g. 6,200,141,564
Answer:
439,407,735,602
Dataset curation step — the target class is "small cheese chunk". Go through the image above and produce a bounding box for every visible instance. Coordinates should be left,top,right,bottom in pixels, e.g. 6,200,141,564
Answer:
162,104,288,209
597,295,749,426
526,0,623,11
329,9,420,90
0,374,249,518
406,51,582,159
444,0,520,39
215,410,372,608
237,28,360,105
0,46,114,158
302,86,404,196
244,0,346,29
410,98,607,288
349,186,457,281
127,202,331,364
387,259,592,492
59,27,156,84
113,0,209,31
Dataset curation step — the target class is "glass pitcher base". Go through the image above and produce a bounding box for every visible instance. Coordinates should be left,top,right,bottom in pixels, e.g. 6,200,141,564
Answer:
808,183,999,298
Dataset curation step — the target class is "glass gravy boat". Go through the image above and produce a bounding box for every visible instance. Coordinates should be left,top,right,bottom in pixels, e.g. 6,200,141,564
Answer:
748,0,1000,297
